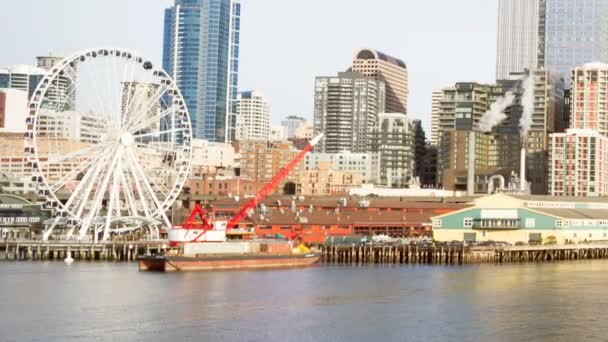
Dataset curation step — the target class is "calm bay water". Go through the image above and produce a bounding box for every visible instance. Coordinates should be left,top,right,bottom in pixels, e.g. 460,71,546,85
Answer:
1,261,608,341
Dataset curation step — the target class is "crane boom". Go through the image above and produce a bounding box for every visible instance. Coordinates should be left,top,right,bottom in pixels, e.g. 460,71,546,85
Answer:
227,134,323,229
173,134,323,244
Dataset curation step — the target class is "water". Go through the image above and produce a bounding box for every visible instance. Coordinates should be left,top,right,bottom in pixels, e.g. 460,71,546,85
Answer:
1,261,608,341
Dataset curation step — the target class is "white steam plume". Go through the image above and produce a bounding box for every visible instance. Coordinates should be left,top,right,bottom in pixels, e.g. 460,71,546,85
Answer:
479,91,516,132
519,76,535,137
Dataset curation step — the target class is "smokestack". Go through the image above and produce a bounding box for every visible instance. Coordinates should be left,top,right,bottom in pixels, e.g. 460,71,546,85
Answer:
520,146,526,192
467,131,476,196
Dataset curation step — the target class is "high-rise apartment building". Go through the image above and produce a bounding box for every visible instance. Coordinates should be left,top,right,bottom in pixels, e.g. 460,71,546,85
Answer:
163,0,241,142
496,0,544,80
545,0,608,87
570,63,608,135
371,113,416,188
236,90,270,141
313,72,385,153
523,69,565,194
549,129,608,197
430,89,443,146
351,49,408,113
281,115,306,139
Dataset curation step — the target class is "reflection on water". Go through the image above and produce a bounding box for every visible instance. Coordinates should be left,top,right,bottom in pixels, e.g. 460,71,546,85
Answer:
1,261,608,341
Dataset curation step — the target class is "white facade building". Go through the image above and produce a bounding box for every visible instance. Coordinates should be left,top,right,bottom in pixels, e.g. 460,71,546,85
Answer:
236,90,270,141
36,111,107,144
430,89,442,146
496,0,542,80
304,152,375,183
0,89,28,133
191,139,237,170
269,124,287,141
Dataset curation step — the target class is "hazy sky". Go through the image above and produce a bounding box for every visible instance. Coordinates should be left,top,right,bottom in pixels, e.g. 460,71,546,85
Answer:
0,0,498,134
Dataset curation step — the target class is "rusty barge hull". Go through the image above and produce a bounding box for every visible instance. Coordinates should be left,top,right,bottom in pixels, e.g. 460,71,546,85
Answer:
138,253,320,272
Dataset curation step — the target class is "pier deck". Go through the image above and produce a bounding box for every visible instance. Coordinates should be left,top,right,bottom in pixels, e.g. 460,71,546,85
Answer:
0,240,171,262
321,243,608,265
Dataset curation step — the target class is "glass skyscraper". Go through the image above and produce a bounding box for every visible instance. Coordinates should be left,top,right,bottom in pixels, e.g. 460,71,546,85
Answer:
545,0,608,87
163,0,241,142
495,0,543,80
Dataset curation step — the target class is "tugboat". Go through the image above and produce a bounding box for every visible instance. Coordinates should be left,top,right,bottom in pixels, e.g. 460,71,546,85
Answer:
138,134,324,272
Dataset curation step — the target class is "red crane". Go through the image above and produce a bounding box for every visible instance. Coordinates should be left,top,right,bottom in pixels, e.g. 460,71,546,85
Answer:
171,134,323,244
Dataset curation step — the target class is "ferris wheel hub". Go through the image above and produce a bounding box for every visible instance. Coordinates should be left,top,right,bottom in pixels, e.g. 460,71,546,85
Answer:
120,132,134,146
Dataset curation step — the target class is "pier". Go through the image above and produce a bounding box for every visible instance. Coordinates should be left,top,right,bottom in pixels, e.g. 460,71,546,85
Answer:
321,243,608,265
0,240,170,262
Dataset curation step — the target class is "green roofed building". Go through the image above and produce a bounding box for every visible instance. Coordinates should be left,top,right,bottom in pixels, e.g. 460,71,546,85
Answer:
432,194,608,244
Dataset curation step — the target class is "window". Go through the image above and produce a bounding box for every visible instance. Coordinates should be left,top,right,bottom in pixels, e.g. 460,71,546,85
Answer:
525,218,536,228
463,218,473,228
433,219,442,228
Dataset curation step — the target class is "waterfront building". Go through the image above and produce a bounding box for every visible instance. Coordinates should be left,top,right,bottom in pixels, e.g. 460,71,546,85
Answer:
304,151,374,183
178,195,470,244
545,0,608,87
313,72,385,153
430,89,442,146
295,162,364,196
371,113,416,188
0,194,51,240
236,140,303,194
0,89,27,133
496,0,544,80
236,90,270,141
350,49,408,113
162,0,241,142
549,129,608,197
433,193,608,244
281,115,306,139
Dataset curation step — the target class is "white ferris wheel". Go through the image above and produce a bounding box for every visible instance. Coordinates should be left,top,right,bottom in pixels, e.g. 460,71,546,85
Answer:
25,48,192,241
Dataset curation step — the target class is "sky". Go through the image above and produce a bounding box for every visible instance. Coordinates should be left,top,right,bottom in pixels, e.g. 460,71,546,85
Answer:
0,0,498,135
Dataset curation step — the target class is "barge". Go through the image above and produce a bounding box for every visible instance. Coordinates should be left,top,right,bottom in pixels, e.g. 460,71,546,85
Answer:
138,252,320,272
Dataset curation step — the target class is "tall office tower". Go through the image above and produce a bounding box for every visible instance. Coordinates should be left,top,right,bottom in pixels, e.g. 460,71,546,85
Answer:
570,63,608,135
545,0,608,88
313,72,385,153
351,49,408,113
371,113,416,188
281,115,306,139
430,89,443,146
496,0,544,80
163,0,241,142
236,90,270,141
